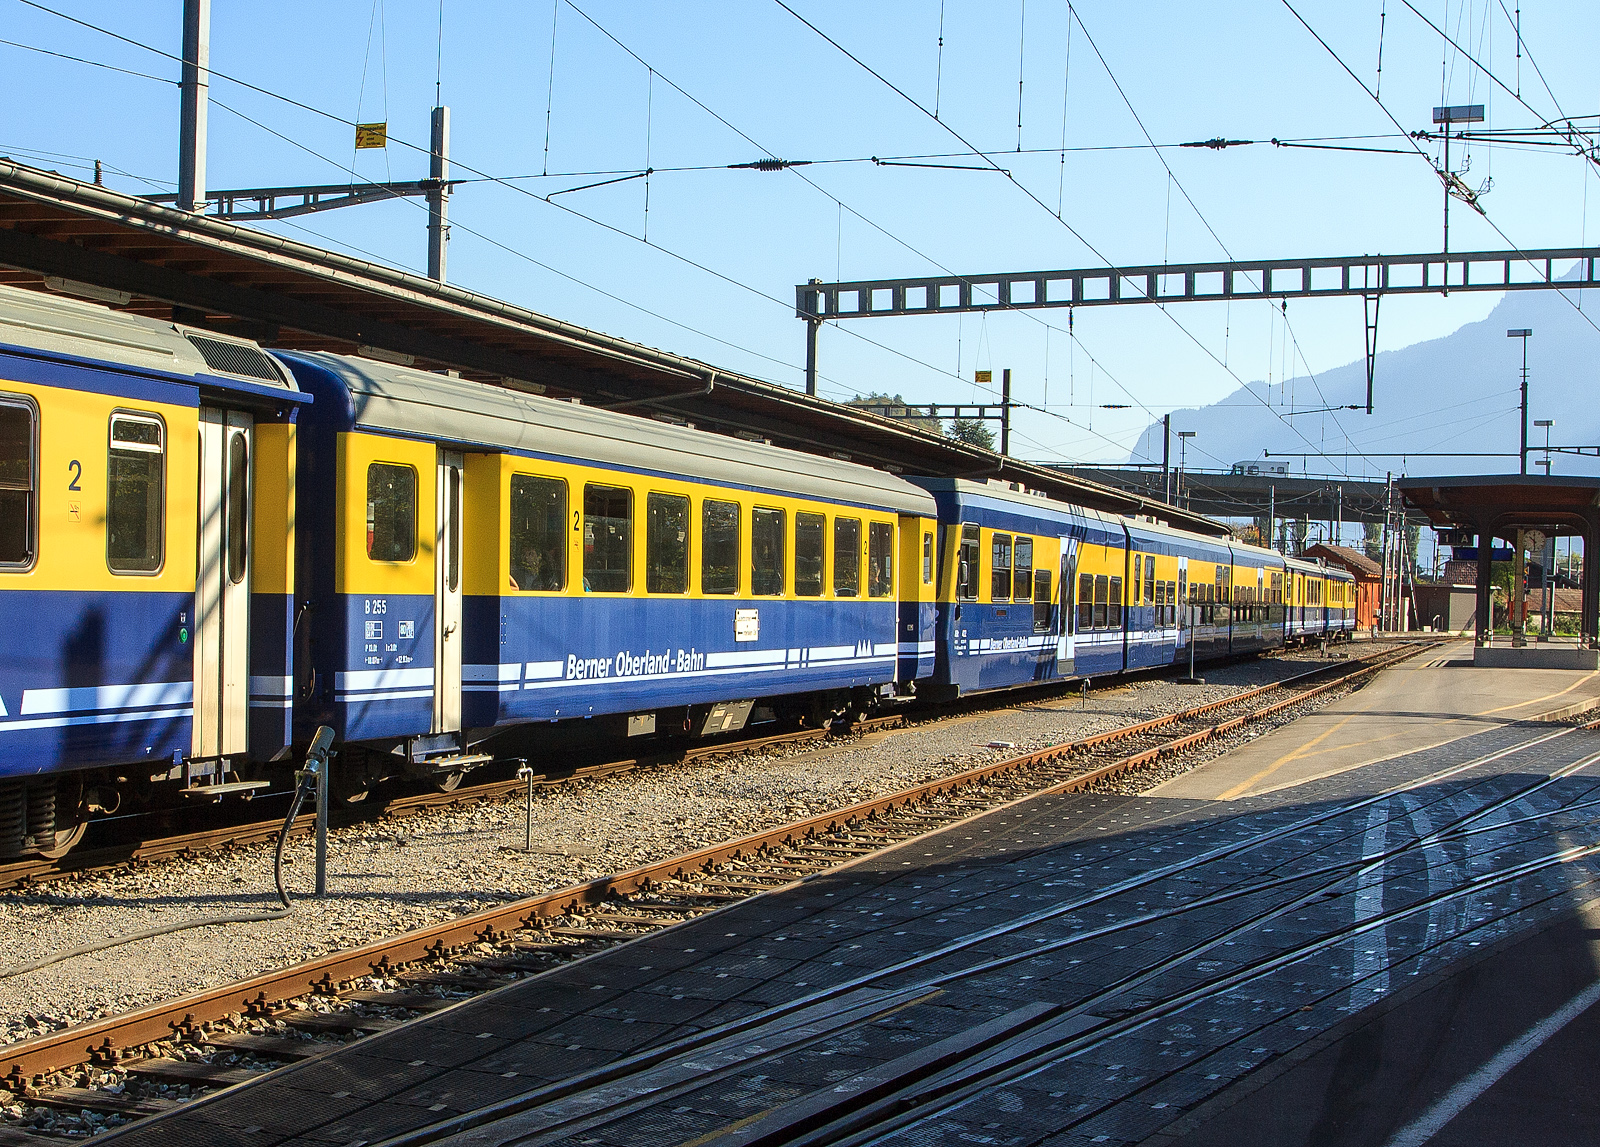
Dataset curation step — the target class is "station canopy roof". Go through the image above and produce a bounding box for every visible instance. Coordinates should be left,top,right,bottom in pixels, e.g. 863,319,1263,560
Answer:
0,158,1225,536
1398,474,1600,537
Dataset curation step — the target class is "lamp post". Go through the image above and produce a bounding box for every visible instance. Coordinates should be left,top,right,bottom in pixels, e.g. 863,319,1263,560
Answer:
1435,104,1484,256
1509,328,1532,474
1177,431,1196,508
1534,418,1553,475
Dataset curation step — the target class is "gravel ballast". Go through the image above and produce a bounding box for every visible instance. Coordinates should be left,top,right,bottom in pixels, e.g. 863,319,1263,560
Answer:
0,643,1410,1044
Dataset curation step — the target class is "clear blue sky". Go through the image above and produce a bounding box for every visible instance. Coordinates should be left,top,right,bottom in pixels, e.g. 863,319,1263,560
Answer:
3,1,1597,471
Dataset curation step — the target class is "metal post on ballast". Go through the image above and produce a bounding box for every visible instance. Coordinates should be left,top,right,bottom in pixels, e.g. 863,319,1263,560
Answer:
178,0,210,213
427,106,451,282
314,751,328,896
803,278,821,397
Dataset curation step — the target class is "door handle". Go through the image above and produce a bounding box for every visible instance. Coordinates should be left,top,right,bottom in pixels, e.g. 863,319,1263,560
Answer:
443,622,457,638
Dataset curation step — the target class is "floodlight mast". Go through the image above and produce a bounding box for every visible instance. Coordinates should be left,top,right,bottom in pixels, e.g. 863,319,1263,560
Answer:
1434,104,1485,259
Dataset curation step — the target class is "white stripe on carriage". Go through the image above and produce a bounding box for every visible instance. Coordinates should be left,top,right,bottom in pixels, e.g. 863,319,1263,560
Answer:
334,667,434,691
21,681,193,715
705,649,788,669
337,689,433,703
463,683,521,693
463,663,522,683
799,645,856,661
897,641,937,654
249,699,294,709
248,675,293,698
0,706,193,732
519,656,896,692
873,642,898,656
524,660,565,681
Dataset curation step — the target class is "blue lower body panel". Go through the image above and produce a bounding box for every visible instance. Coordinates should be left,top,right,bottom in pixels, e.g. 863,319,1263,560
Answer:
0,589,193,779
308,593,904,745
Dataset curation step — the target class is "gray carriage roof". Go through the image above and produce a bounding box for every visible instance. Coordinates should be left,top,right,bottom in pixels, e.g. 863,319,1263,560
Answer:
284,351,937,515
0,282,295,390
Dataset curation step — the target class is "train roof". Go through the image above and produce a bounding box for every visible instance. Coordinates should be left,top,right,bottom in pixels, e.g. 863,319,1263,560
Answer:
279,351,937,515
1285,553,1353,579
0,282,298,395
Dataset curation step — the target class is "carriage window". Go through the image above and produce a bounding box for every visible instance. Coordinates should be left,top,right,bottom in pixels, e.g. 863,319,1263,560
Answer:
1132,555,1142,602
834,517,861,597
226,431,249,585
445,464,460,593
702,499,739,594
365,462,415,563
991,533,1012,602
108,413,165,573
583,483,632,593
1033,569,1052,632
1078,572,1094,632
0,398,36,567
646,492,690,594
1093,574,1109,629
1144,561,1156,606
795,512,825,597
510,475,567,591
752,508,785,595
1013,537,1033,602
957,524,980,600
868,522,894,598
923,532,934,584
1108,576,1123,628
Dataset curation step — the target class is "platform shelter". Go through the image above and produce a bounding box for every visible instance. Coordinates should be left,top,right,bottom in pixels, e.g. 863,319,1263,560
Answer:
1399,475,1600,668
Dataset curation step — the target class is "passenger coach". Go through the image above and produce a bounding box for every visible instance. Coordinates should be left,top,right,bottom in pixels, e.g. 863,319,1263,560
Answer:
0,286,302,857
280,353,938,793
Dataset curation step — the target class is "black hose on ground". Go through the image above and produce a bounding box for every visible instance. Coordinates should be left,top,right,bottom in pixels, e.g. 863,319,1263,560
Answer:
1,728,336,980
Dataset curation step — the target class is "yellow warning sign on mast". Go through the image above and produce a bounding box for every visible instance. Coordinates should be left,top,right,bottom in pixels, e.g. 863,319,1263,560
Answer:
355,123,388,149
974,370,992,384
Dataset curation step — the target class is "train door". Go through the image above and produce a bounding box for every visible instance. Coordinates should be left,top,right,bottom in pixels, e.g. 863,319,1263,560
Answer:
432,450,463,735
1057,536,1079,667
193,407,252,759
1177,557,1189,650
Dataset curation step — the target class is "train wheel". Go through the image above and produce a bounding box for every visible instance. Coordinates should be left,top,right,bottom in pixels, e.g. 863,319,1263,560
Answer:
33,819,87,860
434,771,464,793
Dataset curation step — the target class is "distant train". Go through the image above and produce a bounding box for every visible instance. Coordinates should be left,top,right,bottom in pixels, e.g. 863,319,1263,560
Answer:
0,285,1355,858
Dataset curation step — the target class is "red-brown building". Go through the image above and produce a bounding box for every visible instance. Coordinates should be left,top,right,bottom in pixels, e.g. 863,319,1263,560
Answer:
1304,543,1383,629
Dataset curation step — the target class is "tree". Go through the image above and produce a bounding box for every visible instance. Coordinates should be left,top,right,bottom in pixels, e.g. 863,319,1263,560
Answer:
947,418,996,450
1362,521,1383,563
847,393,944,435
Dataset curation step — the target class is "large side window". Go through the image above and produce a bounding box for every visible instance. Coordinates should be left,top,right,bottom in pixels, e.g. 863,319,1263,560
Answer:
1033,569,1052,632
957,523,980,600
1132,555,1142,602
1078,572,1094,632
752,507,785,595
646,492,690,594
868,521,894,598
923,531,934,585
1108,576,1124,628
366,462,416,563
991,533,1012,602
795,512,825,597
583,483,632,592
1013,536,1033,602
0,398,36,568
108,412,165,573
510,474,567,591
834,517,861,597
1144,561,1156,606
701,499,740,594
1093,573,1109,629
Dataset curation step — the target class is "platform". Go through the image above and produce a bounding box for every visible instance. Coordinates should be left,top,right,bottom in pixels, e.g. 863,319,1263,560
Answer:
1150,641,1600,802
97,684,1600,1147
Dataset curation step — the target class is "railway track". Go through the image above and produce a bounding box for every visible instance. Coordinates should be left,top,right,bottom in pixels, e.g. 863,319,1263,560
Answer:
0,640,1430,1140
0,716,912,892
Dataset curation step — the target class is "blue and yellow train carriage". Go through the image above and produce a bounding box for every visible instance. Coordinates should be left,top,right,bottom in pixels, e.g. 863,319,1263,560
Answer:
0,284,303,857
917,478,1122,696
280,353,938,787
